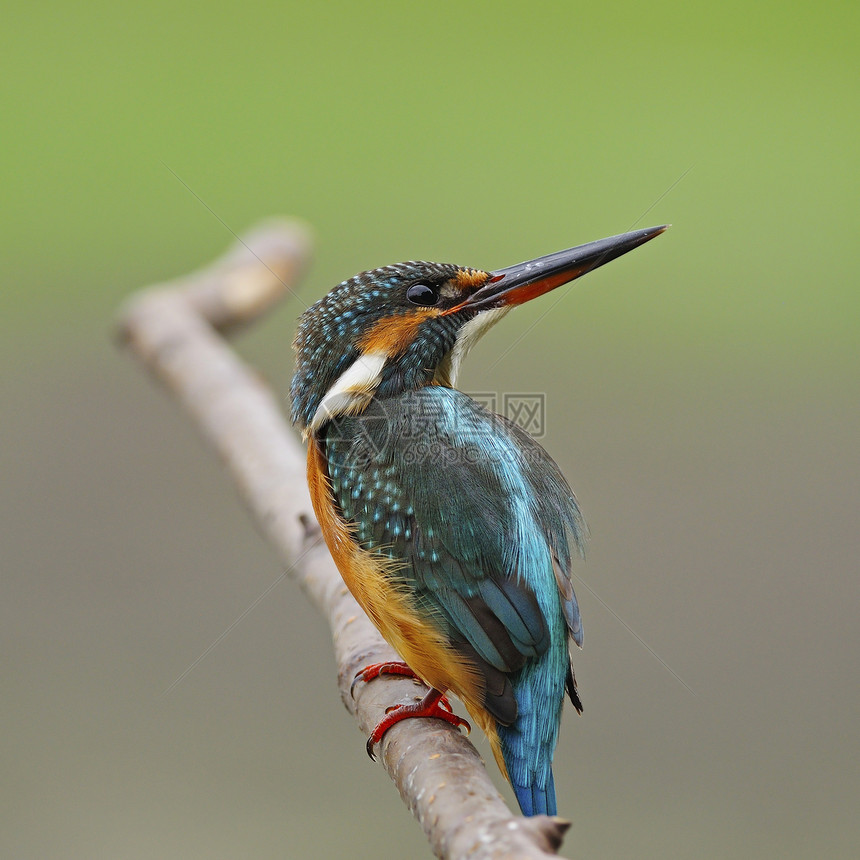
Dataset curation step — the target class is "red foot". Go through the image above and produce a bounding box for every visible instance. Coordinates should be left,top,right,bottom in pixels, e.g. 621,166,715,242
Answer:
365,688,471,761
350,661,419,699
351,661,456,713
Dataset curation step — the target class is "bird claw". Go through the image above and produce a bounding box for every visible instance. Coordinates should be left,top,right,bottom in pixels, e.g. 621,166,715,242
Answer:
364,689,471,761
350,661,419,699
366,735,379,761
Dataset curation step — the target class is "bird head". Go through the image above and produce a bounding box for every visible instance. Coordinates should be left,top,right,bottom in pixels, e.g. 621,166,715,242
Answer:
291,225,666,433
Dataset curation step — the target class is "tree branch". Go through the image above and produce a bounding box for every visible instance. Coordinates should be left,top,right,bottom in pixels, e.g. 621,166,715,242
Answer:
116,220,570,859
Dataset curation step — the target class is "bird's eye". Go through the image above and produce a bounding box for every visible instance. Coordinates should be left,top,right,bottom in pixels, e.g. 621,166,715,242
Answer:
405,282,439,306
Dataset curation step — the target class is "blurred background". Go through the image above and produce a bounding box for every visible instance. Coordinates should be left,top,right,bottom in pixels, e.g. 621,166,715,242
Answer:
2,1,858,857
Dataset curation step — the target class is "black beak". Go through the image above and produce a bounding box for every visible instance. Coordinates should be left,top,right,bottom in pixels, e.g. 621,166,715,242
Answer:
450,225,668,312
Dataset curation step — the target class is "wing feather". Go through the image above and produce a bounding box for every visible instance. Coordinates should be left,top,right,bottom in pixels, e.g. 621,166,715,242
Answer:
324,387,584,722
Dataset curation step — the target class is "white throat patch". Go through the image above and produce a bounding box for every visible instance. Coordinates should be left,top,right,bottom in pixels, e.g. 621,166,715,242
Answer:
309,350,387,432
435,307,510,387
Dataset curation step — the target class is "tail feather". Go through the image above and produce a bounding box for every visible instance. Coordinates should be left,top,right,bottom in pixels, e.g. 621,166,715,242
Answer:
497,712,560,817
511,769,557,816
496,647,568,817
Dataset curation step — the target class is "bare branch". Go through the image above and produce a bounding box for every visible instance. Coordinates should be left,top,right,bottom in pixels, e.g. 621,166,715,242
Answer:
116,220,570,859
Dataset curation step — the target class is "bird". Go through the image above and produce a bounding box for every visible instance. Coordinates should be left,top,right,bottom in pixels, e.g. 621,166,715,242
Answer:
290,225,666,816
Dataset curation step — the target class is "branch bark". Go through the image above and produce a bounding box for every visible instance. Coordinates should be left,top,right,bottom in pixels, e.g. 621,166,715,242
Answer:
116,220,570,859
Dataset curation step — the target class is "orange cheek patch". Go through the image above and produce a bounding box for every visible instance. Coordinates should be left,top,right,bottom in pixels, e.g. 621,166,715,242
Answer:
357,310,440,357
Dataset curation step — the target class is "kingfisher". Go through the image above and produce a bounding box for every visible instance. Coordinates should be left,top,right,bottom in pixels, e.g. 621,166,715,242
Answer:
291,226,666,816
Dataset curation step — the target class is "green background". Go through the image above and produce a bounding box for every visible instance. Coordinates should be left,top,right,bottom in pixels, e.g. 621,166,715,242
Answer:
3,1,858,858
